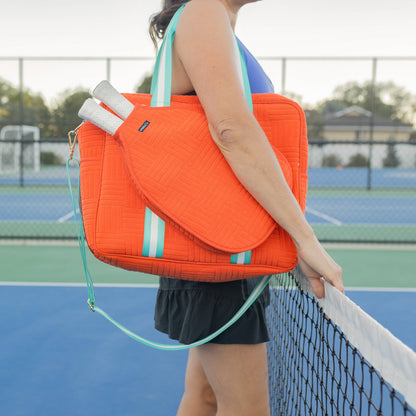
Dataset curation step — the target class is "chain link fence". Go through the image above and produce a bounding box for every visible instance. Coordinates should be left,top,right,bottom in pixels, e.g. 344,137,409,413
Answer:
0,56,415,243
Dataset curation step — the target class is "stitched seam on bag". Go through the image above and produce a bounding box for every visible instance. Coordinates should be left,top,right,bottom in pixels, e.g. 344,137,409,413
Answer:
116,99,305,253
97,252,297,270
124,166,272,254
278,98,307,210
93,127,107,248
116,116,276,253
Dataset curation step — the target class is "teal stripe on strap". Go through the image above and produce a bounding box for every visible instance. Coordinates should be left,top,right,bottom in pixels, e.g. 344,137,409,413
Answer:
230,250,252,265
150,3,253,110
142,207,165,258
149,38,165,106
156,215,165,258
150,3,186,107
237,43,253,112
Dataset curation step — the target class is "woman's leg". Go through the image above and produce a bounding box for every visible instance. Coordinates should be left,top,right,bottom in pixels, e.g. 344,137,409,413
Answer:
177,348,217,416
196,343,270,416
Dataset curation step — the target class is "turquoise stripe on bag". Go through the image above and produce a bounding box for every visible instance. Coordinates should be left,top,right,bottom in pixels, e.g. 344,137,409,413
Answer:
142,207,165,258
156,216,165,258
142,208,152,257
230,250,252,265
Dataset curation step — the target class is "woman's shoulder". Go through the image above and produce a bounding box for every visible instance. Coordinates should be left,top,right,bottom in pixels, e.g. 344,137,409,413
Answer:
179,0,230,29
182,0,228,14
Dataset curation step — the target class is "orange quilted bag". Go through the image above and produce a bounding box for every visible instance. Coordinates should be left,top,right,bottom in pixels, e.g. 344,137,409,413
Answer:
75,8,308,283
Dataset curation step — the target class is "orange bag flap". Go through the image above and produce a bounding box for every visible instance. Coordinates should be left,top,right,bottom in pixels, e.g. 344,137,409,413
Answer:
107,93,301,254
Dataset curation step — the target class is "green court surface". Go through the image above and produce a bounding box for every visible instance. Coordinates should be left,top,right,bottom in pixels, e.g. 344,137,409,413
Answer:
0,243,155,285
1,243,415,288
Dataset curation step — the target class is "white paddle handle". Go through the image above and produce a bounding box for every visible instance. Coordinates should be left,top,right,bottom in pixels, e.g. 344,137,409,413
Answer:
92,80,134,120
78,98,123,135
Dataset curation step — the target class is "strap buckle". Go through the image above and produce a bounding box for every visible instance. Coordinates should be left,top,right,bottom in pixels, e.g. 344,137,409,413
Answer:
67,123,83,160
87,298,95,312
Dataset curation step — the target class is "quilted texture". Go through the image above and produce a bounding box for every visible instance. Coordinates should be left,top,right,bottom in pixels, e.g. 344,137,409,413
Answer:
78,92,308,282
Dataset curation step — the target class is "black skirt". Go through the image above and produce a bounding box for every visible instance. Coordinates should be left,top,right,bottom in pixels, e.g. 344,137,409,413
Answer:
154,276,270,345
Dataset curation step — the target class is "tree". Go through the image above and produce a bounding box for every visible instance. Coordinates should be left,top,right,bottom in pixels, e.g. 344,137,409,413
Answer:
135,74,153,94
309,81,416,141
322,153,342,167
50,88,91,137
316,99,347,118
0,78,50,136
329,80,416,124
383,141,400,168
346,153,368,167
304,109,324,140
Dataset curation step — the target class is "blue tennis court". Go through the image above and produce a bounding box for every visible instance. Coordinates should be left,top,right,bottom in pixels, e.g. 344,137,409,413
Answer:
1,167,415,227
1,189,415,228
2,167,416,188
1,283,415,416
0,285,187,416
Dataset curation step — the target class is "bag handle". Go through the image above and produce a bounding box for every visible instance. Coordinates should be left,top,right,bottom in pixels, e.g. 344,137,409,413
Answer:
150,3,253,111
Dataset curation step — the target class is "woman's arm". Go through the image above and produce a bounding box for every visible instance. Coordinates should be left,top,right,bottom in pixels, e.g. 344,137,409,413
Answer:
173,0,343,297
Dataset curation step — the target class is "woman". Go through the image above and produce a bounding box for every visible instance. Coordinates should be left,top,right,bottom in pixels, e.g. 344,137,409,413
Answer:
150,1,344,415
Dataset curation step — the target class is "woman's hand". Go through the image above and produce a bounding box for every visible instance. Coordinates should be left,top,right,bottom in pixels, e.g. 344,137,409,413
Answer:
296,234,344,298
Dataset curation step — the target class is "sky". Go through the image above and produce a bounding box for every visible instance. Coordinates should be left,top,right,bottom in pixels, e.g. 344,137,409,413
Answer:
1,0,416,106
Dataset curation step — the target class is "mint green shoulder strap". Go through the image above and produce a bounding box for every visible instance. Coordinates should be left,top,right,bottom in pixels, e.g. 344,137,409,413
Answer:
66,160,270,350
150,3,253,110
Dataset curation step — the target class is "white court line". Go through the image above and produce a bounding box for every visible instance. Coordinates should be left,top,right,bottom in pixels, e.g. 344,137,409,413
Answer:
1,281,415,292
305,207,343,226
57,209,79,223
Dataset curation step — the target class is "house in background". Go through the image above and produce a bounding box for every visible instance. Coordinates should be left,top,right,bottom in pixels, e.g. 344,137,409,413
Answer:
307,106,416,168
322,106,413,142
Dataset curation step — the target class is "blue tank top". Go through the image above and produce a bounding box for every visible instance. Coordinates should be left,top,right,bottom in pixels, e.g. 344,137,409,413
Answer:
236,38,275,94
185,40,274,96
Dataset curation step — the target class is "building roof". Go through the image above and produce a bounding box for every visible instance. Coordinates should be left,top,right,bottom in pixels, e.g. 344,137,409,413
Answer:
323,105,413,131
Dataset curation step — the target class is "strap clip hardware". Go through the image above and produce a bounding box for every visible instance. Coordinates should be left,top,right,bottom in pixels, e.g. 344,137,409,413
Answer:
87,299,95,312
67,123,83,160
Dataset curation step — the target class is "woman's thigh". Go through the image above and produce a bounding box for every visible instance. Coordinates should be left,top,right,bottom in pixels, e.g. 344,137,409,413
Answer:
196,343,270,416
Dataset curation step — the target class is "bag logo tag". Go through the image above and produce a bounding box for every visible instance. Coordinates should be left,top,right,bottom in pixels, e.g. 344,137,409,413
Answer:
138,120,151,132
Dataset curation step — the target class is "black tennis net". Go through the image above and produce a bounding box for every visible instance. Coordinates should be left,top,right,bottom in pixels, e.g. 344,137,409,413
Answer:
266,268,416,415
